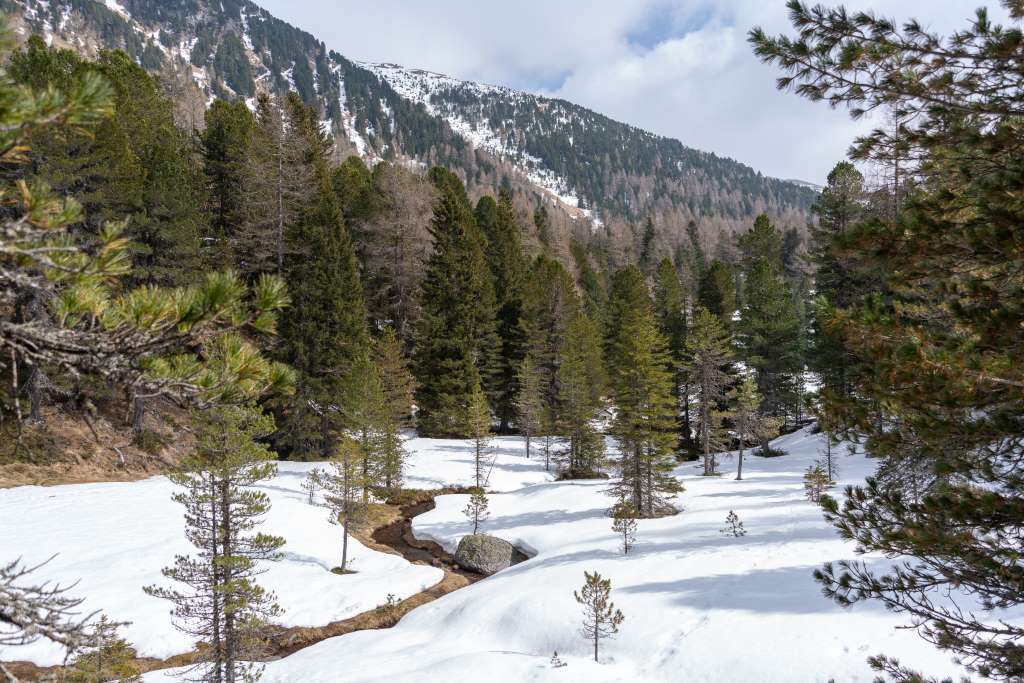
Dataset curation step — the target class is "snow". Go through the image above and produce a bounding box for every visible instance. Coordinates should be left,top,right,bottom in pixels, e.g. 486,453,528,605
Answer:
0,463,442,666
153,428,986,682
4,429,1010,681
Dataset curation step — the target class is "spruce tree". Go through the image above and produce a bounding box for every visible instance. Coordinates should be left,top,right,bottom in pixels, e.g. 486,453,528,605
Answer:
555,311,606,478
653,258,690,451
413,168,498,436
685,308,734,476
697,259,736,331
146,405,285,683
485,190,528,432
607,266,681,516
202,98,254,263
277,94,369,458
514,353,544,459
373,327,416,429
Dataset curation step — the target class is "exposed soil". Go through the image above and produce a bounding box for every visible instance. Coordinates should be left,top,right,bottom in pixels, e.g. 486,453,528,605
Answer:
2,488,487,681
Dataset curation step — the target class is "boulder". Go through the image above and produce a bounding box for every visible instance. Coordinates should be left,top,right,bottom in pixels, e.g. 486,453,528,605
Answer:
454,534,518,575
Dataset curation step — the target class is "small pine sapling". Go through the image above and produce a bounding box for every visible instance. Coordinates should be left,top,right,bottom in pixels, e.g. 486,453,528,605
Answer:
720,510,747,537
376,593,401,623
67,614,141,683
301,467,323,505
550,651,567,668
321,439,369,573
804,462,830,503
610,500,638,554
574,571,624,663
463,487,490,534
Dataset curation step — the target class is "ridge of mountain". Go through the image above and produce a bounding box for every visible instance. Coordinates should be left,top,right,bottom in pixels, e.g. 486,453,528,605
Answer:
2,0,818,236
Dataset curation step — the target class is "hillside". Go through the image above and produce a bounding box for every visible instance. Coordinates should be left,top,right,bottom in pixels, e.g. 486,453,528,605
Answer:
2,0,817,239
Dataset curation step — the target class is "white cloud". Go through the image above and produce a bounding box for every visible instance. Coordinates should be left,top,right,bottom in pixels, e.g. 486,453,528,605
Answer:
255,0,1013,183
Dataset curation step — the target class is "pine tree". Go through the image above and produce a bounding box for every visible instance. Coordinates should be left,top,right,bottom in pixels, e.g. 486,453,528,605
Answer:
731,375,761,481
413,168,498,436
321,438,368,573
610,500,638,554
519,255,580,408
463,376,494,489
753,6,1024,677
301,467,323,505
514,353,544,459
463,487,490,534
574,571,624,663
67,615,141,683
803,463,829,504
342,351,388,497
685,308,734,476
720,510,747,537
555,311,606,478
607,267,681,516
146,405,285,683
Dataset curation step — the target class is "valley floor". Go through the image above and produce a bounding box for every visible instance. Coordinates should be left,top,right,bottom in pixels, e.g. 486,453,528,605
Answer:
1,430,1001,681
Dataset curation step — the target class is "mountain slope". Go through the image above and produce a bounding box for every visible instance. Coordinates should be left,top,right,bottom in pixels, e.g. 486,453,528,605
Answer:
3,0,818,234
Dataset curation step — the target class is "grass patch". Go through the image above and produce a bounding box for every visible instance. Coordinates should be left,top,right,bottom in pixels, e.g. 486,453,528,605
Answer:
330,567,358,575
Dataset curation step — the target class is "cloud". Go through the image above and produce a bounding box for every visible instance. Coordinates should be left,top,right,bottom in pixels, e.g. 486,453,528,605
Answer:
255,0,1012,183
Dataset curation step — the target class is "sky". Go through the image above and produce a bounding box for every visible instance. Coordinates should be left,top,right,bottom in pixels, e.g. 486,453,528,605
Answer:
255,1,1007,184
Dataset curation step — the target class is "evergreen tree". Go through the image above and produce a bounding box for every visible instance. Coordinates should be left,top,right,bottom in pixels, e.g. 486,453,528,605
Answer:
731,375,774,481
753,4,1024,678
342,351,387,497
277,95,369,457
555,311,606,478
519,256,580,407
697,259,736,331
463,487,490,534
146,405,285,683
653,258,690,451
464,374,493,489
413,168,498,436
373,327,416,430
321,438,368,573
685,308,734,476
607,266,681,516
574,571,624,663
67,615,141,683
202,98,254,263
610,500,637,555
485,190,528,432
533,204,551,251
738,256,803,423
514,353,544,459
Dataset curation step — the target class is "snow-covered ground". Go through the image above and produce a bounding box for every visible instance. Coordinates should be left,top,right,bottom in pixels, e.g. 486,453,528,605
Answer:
172,428,980,683
3,429,1000,681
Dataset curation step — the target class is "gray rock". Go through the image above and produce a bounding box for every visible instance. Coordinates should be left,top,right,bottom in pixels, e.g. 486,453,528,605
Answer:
454,534,518,575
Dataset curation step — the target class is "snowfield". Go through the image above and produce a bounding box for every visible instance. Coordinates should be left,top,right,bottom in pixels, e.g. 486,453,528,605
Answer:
2,429,1003,681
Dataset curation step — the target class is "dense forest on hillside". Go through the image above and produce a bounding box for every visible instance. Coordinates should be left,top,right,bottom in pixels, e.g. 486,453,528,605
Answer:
1,0,817,247
2,1,1023,682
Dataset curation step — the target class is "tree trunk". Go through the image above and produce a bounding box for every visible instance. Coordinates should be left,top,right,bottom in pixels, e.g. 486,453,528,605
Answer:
341,517,350,570
593,632,599,662
131,393,146,438
736,425,745,481
524,432,531,459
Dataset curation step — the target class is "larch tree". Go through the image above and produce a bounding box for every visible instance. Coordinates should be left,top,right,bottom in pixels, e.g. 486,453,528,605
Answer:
685,308,734,477
752,3,1024,679
146,405,285,683
574,571,624,663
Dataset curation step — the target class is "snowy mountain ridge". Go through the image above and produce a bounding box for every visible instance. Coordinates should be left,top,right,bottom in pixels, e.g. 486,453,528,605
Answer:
3,0,818,233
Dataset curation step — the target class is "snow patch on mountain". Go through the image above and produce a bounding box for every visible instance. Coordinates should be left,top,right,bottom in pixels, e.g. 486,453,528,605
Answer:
363,61,596,220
